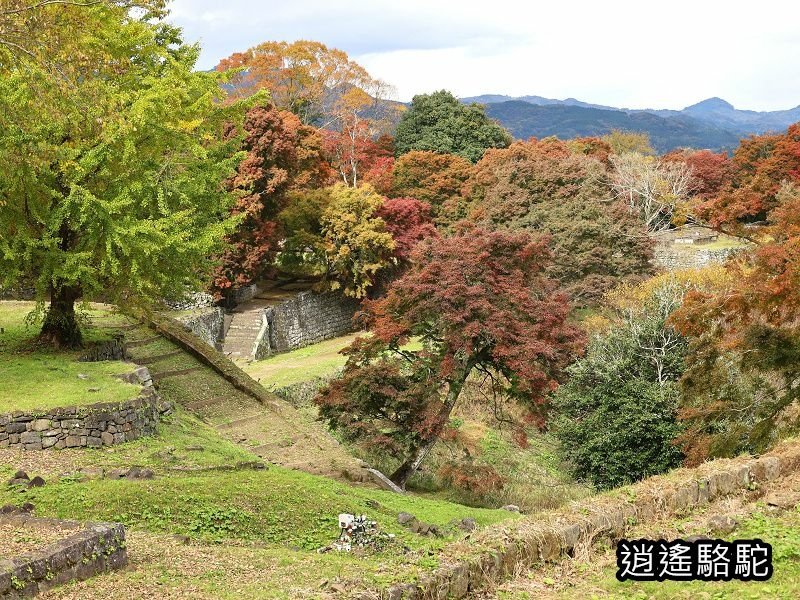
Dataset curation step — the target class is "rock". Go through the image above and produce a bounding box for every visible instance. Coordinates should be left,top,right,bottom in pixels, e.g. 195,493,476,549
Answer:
502,504,521,513
185,445,205,452
684,534,711,543
764,492,797,510
100,432,114,446
397,512,417,525
365,499,381,509
458,518,477,532
12,470,29,481
88,387,101,392
20,502,34,513
77,373,89,379
172,534,191,545
30,419,51,432
410,521,430,535
366,468,404,494
106,468,130,480
78,467,105,481
127,467,154,480
708,515,738,533
27,476,46,488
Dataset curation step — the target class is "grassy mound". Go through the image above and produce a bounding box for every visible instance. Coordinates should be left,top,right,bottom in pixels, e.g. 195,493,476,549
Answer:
0,302,139,412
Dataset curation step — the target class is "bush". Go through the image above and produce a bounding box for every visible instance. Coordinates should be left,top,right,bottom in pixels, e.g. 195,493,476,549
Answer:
552,379,683,489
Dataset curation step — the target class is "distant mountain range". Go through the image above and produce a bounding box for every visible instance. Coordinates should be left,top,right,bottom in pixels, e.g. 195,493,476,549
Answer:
459,95,800,153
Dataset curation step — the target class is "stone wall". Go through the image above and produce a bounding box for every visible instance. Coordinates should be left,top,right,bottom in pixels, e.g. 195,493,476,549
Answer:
0,516,127,597
270,369,343,408
0,389,172,451
164,291,214,311
177,307,224,350
254,291,359,359
652,245,743,271
363,444,800,600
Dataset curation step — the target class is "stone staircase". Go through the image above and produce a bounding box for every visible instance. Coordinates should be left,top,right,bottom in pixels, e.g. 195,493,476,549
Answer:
222,305,265,360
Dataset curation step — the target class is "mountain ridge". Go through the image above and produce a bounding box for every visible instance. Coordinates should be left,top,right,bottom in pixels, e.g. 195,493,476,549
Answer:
459,94,800,152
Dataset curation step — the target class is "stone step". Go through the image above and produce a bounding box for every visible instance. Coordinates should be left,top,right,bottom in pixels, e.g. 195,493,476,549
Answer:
151,366,204,382
217,413,267,429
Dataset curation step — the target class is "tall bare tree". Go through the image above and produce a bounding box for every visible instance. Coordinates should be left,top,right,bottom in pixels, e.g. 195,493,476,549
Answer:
610,152,695,232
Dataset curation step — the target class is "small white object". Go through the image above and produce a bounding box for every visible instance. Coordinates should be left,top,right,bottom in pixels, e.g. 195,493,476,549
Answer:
339,513,355,529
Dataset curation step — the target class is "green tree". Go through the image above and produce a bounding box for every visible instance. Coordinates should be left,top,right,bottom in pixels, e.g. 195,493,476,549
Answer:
0,1,245,346
394,91,511,163
468,138,654,304
552,278,691,489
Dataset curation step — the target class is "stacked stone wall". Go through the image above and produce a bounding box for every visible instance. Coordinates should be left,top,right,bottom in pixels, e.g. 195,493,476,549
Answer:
0,517,127,597
254,291,358,358
0,390,172,451
652,245,743,271
177,306,224,350
365,444,800,599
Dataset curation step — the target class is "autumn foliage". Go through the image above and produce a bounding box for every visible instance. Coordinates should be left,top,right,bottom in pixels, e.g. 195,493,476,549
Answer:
375,197,438,262
212,104,329,298
467,138,654,303
316,228,584,487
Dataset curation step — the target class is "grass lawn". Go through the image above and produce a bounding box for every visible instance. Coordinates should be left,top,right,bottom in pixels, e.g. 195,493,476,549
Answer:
0,406,258,478
0,301,139,413
0,451,519,593
241,333,361,388
242,333,425,389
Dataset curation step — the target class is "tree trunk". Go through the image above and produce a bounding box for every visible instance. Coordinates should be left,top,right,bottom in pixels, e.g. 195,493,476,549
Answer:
390,367,471,490
40,284,82,348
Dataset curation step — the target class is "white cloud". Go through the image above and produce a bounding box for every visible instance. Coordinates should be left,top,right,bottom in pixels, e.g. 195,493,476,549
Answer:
169,0,800,110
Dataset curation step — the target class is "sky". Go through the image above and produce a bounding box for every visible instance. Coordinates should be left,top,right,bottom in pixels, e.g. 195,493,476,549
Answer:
169,0,800,111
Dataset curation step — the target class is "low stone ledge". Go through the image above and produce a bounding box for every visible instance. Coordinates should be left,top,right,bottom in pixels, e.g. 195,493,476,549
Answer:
0,516,127,597
0,381,172,452
369,443,800,600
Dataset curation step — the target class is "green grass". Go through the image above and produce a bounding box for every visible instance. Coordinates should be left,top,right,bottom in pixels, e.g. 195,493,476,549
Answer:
0,454,519,586
242,333,424,389
241,333,361,388
0,301,139,412
671,235,749,252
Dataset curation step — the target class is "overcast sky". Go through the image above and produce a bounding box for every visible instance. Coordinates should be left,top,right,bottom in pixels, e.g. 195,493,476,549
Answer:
169,0,800,111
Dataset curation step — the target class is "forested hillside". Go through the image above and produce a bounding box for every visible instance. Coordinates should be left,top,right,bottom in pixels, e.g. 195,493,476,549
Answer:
0,1,798,598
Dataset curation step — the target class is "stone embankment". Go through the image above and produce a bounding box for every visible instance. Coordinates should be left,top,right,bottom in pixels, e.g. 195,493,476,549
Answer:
361,443,800,599
0,515,127,597
0,368,172,451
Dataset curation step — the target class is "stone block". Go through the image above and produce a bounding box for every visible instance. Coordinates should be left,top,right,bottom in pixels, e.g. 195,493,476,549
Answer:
42,437,58,449
30,419,51,432
19,431,42,444
65,436,82,448
751,457,780,482
86,437,102,448
100,432,114,446
5,422,27,434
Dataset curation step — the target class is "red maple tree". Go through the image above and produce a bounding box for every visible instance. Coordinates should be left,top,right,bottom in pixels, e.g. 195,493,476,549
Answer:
316,227,585,488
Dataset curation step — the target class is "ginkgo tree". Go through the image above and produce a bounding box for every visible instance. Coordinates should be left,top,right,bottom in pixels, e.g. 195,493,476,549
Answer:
0,0,247,347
